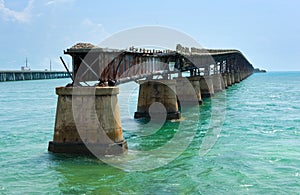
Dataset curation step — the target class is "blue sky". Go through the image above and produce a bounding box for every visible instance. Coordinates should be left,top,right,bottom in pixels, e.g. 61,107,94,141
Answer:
0,0,299,71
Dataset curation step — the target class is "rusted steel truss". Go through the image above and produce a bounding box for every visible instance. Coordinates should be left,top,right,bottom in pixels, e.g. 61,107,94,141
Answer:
64,48,254,85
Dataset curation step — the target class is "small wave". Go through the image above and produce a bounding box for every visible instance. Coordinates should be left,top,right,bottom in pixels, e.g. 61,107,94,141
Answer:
240,184,254,188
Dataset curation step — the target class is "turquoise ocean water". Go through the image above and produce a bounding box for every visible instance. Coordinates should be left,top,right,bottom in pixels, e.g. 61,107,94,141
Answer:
0,72,300,194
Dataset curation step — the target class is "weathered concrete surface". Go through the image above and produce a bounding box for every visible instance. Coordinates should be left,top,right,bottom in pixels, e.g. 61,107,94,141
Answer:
240,72,245,80
175,76,202,106
234,72,241,83
48,86,127,155
222,74,228,89
226,73,232,86
231,72,235,84
187,76,203,104
134,79,180,120
199,76,214,98
212,74,223,92
240,72,246,80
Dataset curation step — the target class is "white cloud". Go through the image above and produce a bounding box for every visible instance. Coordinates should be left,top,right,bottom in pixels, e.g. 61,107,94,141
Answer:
0,0,34,23
45,1,55,6
45,0,74,6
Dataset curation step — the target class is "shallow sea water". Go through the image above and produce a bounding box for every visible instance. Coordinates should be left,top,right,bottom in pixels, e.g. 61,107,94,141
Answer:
0,72,299,194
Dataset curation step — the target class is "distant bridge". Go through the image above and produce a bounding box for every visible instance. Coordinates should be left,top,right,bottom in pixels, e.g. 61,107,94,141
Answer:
0,70,70,82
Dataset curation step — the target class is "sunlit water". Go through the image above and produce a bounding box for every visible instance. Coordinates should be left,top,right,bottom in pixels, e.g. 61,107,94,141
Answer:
0,72,299,194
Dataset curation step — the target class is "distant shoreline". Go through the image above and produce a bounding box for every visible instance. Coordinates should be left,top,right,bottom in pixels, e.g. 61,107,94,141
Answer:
254,68,267,73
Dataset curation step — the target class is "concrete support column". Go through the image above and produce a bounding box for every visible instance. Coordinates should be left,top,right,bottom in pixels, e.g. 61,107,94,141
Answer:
231,72,235,84
188,76,202,104
212,74,223,92
48,87,127,155
234,72,240,83
227,73,232,86
175,76,202,105
241,72,245,80
222,74,228,89
199,76,214,98
134,79,180,120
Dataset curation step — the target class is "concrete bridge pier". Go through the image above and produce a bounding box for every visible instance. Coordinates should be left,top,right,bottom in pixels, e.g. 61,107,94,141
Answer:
199,76,214,98
243,73,247,79
174,76,203,105
239,72,243,81
231,72,235,84
222,74,228,89
245,72,250,79
234,72,241,83
48,87,127,155
134,79,181,120
227,73,232,87
212,74,224,92
245,72,251,79
241,72,247,80
188,76,202,104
